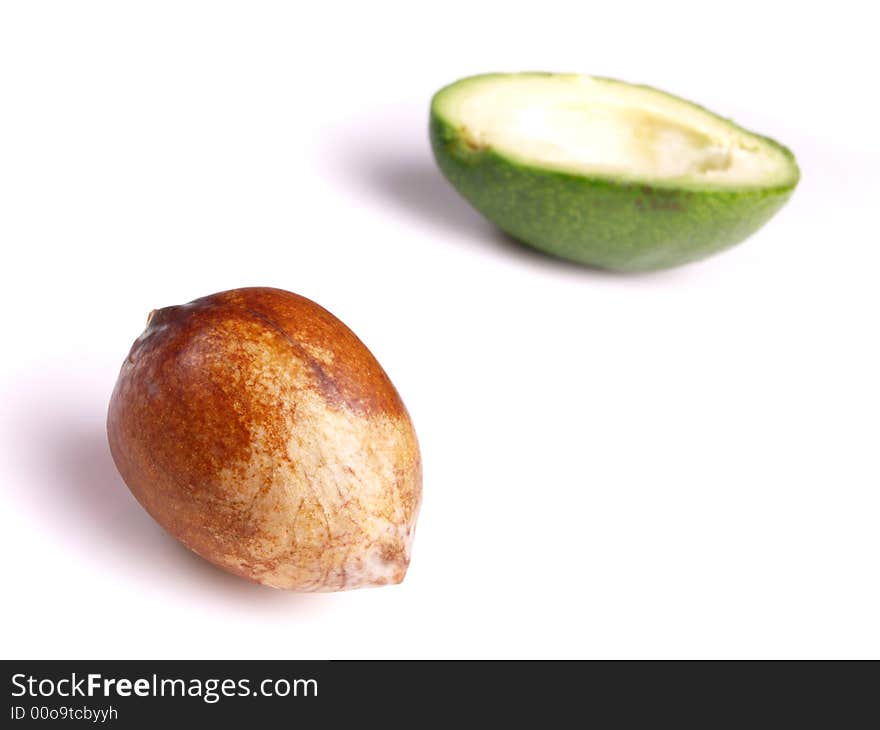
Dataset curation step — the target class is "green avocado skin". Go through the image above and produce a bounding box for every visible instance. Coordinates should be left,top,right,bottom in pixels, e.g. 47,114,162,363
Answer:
430,113,798,272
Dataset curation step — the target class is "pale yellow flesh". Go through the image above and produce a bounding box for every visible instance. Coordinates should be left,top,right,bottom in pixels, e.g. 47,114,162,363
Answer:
437,75,794,187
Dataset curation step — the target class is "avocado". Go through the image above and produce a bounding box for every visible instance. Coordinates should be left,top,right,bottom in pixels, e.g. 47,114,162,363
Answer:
430,73,800,272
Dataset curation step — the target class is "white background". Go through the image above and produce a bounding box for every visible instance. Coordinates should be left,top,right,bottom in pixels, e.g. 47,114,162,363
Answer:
1,1,877,659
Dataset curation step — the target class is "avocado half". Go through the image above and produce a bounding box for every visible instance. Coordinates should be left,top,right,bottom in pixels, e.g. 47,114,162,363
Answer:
430,73,800,272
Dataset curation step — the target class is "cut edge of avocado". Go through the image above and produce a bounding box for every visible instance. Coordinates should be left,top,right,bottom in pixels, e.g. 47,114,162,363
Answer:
431,73,800,193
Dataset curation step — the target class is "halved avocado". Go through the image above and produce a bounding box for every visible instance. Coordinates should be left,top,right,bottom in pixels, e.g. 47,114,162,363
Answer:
430,73,800,272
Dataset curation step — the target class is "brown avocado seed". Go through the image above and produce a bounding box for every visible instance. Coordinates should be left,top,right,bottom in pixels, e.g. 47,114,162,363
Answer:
107,287,422,591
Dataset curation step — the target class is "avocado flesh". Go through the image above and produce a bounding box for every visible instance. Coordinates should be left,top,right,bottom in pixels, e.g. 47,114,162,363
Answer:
430,74,800,271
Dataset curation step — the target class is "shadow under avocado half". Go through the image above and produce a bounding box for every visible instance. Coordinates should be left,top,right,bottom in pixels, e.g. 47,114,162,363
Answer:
429,73,800,273
366,156,490,240
358,154,649,278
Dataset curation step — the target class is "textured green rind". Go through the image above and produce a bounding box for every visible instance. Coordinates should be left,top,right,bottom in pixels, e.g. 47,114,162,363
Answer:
430,80,799,272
